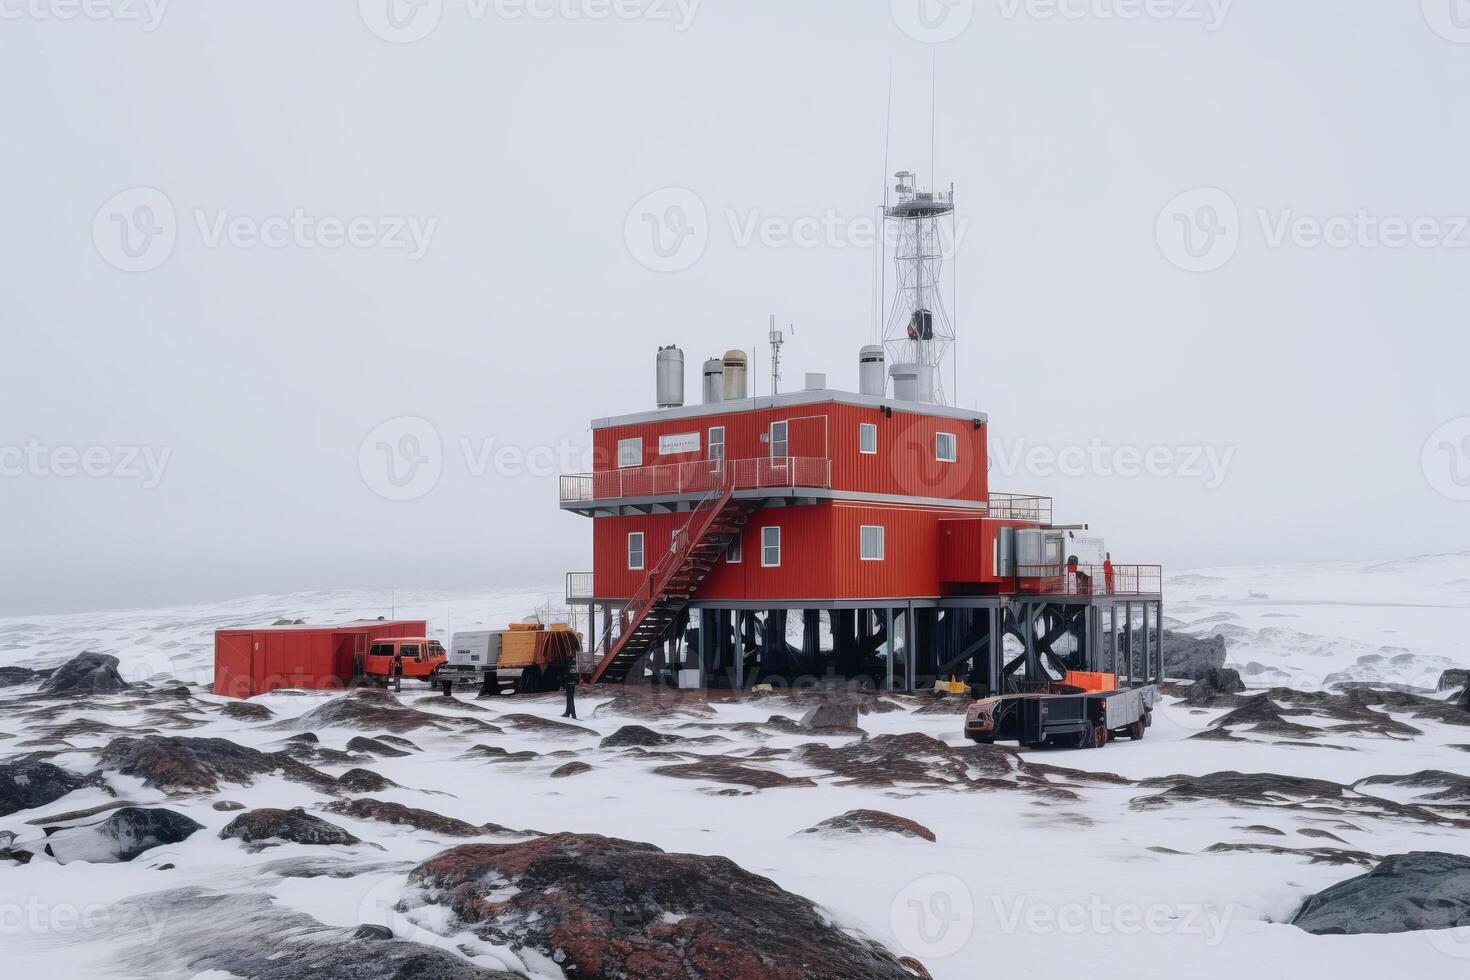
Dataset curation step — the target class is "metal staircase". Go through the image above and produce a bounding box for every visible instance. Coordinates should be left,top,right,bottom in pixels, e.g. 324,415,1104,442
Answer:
589,468,753,684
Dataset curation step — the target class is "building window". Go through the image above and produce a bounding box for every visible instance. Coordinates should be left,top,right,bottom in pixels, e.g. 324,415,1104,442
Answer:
860,525,885,561
618,437,642,468
708,426,725,462
627,532,645,570
935,432,957,463
761,526,781,567
726,533,742,563
769,420,788,459
859,422,877,455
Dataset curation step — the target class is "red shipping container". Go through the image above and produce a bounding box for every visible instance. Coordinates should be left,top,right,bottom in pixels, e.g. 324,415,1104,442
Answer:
213,619,427,698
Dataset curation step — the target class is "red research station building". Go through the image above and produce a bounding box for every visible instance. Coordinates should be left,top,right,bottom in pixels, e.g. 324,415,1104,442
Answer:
561,347,1163,692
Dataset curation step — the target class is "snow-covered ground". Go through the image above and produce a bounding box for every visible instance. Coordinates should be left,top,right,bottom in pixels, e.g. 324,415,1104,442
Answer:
2,558,1469,979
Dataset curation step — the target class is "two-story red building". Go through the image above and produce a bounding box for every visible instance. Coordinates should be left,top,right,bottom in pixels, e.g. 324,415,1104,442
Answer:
561,348,1162,693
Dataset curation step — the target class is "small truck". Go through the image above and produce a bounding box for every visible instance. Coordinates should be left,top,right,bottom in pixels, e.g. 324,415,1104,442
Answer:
359,637,447,687
435,621,582,696
964,672,1157,749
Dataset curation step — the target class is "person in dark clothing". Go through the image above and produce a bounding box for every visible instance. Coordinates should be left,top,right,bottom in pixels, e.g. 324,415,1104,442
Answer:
561,655,579,719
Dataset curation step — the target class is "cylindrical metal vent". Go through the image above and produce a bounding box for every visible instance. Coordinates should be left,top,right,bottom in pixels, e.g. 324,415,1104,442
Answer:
858,345,885,397
723,350,748,401
656,345,684,409
702,358,724,404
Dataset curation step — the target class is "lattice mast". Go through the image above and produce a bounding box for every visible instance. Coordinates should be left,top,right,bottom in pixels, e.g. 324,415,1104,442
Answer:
881,170,955,405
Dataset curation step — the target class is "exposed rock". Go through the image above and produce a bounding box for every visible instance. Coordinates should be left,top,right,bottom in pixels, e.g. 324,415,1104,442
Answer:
800,809,936,842
43,806,203,863
0,761,87,817
496,713,597,738
408,833,917,979
222,700,274,721
912,696,972,716
23,800,136,825
0,666,41,688
337,768,400,794
111,888,520,979
347,735,412,758
1292,851,1470,934
1134,771,1470,828
1234,824,1286,836
1298,828,1350,844
319,797,521,837
213,800,246,811
1357,770,1470,803
799,693,862,730
1439,669,1470,693
591,690,718,721
1184,667,1246,705
794,733,1022,791
1204,842,1379,867
278,688,500,735
600,725,682,749
37,651,130,696
550,761,593,778
1161,631,1228,680
96,735,338,794
219,808,360,846
653,759,816,790
464,744,543,764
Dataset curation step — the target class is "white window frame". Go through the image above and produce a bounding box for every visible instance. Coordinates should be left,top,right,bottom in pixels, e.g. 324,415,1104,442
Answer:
760,526,781,567
708,426,725,462
860,525,885,561
858,422,877,455
617,437,643,469
726,533,742,564
627,531,645,571
935,431,957,464
769,420,788,459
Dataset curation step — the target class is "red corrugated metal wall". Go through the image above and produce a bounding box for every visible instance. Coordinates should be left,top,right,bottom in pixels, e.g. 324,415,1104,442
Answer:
593,401,987,502
593,502,986,601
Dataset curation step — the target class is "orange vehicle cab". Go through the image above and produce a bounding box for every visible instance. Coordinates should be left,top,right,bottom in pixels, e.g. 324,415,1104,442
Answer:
361,637,446,683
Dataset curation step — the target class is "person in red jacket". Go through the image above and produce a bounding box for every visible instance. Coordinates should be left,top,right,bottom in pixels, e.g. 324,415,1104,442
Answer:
1103,553,1115,595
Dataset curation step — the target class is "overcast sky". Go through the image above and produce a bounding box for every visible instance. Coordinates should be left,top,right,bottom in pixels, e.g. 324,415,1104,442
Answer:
3,1,1468,615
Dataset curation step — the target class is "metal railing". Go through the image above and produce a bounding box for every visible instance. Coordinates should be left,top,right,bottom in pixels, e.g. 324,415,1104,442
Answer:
560,456,831,504
987,492,1053,524
1014,563,1162,597
565,572,593,602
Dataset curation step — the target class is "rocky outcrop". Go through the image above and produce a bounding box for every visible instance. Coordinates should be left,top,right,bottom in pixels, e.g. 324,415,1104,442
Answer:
0,760,87,816
280,689,500,735
1160,631,1228,680
800,809,936,842
799,693,862,731
0,666,42,688
42,806,202,863
1291,852,1470,934
336,768,400,794
37,652,130,696
221,700,274,721
112,888,520,979
318,798,524,838
652,759,816,790
219,808,360,846
600,725,682,749
550,761,593,778
1184,667,1246,705
408,833,918,979
347,735,413,757
96,735,338,794
1438,669,1470,693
